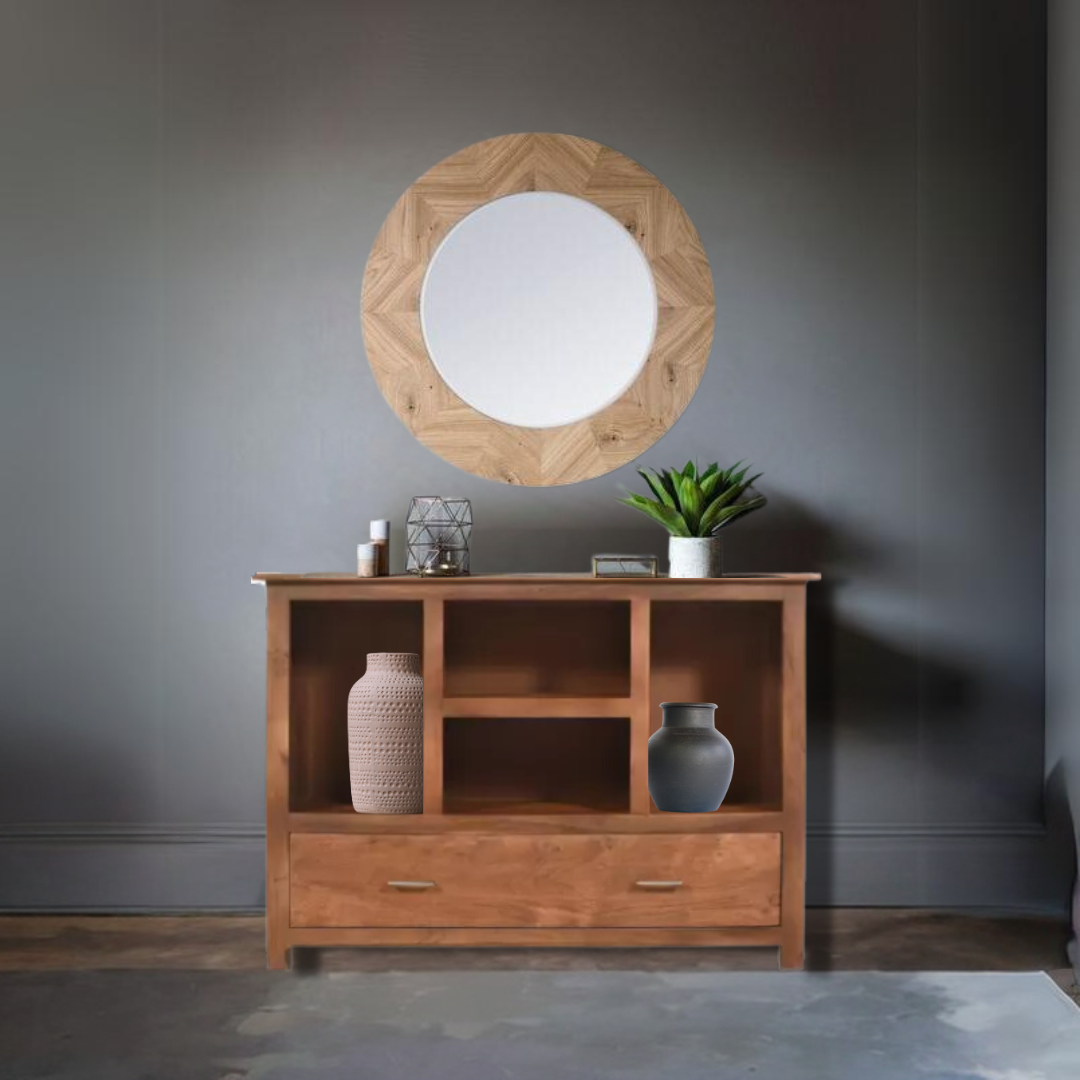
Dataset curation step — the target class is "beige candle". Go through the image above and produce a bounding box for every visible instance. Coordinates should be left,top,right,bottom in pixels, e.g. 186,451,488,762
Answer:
357,542,378,578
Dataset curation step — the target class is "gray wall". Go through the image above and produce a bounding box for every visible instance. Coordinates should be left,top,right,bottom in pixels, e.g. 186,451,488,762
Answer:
1047,0,1080,949
0,0,1051,910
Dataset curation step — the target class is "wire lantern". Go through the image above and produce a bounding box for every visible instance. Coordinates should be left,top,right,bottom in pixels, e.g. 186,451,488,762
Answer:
405,497,472,576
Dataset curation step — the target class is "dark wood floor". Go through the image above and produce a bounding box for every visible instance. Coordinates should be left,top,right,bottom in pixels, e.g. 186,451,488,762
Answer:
0,910,1075,1001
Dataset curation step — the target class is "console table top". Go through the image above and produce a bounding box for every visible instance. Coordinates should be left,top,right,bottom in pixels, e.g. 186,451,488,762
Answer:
252,572,821,586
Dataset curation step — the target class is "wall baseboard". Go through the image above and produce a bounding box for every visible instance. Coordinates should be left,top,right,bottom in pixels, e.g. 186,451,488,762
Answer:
0,823,266,912
807,821,1067,913
0,821,1067,914
807,821,1048,839
0,823,265,845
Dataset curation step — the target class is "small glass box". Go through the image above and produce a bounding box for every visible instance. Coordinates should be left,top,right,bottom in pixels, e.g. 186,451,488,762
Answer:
591,553,659,578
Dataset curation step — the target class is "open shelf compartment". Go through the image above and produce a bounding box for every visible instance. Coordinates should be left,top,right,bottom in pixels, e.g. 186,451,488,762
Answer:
288,599,423,812
650,600,783,811
443,600,630,697
443,716,630,814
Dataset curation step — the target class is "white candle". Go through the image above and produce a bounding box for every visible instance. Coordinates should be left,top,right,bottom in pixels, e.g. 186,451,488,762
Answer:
370,520,391,575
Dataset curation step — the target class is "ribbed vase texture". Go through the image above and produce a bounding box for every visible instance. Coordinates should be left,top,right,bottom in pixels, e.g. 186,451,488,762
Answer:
348,653,423,813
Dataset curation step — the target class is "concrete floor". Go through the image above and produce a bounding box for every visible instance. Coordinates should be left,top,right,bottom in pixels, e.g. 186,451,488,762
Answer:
0,913,1076,1079
1,968,1078,1080
0,910,1074,984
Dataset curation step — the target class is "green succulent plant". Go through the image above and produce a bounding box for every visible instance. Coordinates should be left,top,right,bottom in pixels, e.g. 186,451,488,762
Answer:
617,461,767,538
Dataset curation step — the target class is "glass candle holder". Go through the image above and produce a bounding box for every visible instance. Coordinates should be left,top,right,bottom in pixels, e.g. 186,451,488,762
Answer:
406,497,472,576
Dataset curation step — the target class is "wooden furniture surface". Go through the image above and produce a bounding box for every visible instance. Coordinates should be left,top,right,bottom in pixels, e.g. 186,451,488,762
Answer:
290,833,781,928
361,133,715,486
253,573,817,969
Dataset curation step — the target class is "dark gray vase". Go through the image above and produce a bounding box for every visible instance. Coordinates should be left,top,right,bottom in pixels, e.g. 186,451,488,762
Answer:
648,702,734,812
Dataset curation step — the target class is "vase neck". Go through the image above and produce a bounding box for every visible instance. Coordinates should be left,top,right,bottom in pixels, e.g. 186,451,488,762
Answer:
366,652,420,675
660,702,718,729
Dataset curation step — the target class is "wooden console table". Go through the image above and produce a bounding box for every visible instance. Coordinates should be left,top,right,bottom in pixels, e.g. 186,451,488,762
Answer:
252,573,818,969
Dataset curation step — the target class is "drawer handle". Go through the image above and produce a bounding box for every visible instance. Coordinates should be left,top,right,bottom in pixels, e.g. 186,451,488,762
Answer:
635,880,683,890
387,880,437,891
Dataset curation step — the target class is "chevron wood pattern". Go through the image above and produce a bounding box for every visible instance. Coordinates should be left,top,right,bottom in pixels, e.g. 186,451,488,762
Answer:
361,133,715,486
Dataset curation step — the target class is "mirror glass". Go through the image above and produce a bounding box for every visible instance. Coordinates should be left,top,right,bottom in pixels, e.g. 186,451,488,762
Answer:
420,192,657,429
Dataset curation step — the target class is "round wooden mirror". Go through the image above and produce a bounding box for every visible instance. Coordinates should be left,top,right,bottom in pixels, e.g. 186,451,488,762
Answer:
361,133,715,486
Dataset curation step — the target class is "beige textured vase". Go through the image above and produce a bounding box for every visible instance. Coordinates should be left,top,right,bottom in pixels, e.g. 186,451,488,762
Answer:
347,653,423,813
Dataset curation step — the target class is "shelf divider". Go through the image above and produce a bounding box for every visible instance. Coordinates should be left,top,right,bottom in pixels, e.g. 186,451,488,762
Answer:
629,597,652,814
423,597,444,814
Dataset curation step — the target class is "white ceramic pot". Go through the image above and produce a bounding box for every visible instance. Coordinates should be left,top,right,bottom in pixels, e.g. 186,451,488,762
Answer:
668,536,723,578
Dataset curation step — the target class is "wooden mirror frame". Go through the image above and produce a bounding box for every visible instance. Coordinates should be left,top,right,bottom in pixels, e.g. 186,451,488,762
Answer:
361,133,715,486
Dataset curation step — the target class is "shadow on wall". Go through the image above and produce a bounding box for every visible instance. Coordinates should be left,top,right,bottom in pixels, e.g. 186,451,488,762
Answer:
478,497,981,926
469,497,863,578
1,499,1064,927
740,502,1066,941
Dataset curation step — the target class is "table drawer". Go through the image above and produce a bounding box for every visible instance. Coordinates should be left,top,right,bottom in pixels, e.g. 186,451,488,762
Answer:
290,833,781,928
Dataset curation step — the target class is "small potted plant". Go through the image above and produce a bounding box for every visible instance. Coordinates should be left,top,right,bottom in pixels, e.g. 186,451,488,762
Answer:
617,462,766,578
